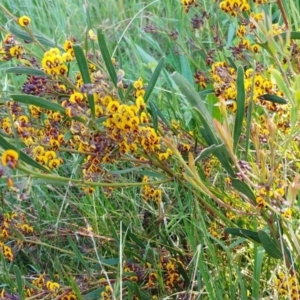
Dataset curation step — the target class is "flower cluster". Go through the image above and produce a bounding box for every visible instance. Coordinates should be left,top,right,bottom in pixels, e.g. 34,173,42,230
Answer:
219,0,251,16
0,33,24,61
122,253,185,297
181,0,198,13
24,273,78,299
274,271,300,299
41,47,71,77
141,176,162,204
0,211,33,261
211,62,285,112
1,34,194,193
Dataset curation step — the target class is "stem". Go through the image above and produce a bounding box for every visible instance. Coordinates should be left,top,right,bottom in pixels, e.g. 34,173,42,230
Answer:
276,0,289,30
17,163,171,187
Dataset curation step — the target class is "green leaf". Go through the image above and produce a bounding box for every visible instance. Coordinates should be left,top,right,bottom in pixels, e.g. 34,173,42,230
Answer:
125,282,149,300
252,245,264,299
67,275,83,300
8,24,62,50
97,29,117,87
10,94,65,113
14,265,25,300
172,72,212,122
225,227,261,243
125,227,146,249
180,54,193,84
144,57,165,102
6,67,47,76
227,56,237,70
260,94,287,104
73,45,95,118
135,170,167,179
0,135,49,172
123,82,134,101
231,178,255,201
177,261,191,286
233,66,245,152
258,230,282,259
226,22,236,47
245,66,255,160
110,166,144,175
195,144,224,161
173,72,255,201
278,31,300,40
148,100,170,128
149,101,158,132
199,89,215,97
73,46,92,84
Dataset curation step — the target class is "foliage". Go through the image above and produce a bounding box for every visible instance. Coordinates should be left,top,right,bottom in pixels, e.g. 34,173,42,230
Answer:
0,0,300,299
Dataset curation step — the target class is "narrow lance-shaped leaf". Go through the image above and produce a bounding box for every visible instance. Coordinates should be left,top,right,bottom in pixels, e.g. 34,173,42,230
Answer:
258,230,282,259
172,72,212,123
245,64,255,160
97,29,124,101
73,45,95,118
97,29,117,87
172,73,255,200
180,54,193,84
10,94,85,123
14,265,25,300
6,67,47,76
144,57,165,102
252,245,264,299
149,101,158,132
275,31,300,41
10,94,66,113
0,134,49,172
148,100,170,129
233,66,245,152
225,227,261,243
260,94,287,104
8,24,63,50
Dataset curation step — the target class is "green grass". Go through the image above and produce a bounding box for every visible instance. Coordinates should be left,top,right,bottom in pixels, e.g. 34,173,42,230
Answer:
1,0,300,299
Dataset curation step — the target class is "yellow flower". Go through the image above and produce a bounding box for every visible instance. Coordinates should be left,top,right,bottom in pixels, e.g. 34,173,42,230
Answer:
48,158,61,169
20,224,34,234
251,44,261,53
46,280,60,291
133,78,143,89
1,149,19,168
18,16,31,27
88,29,97,40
